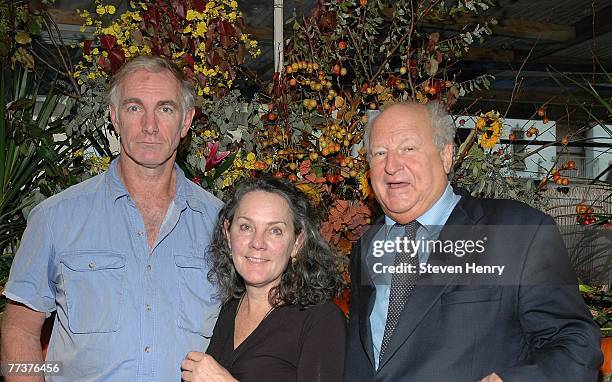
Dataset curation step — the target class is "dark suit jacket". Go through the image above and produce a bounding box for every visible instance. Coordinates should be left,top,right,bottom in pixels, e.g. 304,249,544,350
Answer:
344,191,603,382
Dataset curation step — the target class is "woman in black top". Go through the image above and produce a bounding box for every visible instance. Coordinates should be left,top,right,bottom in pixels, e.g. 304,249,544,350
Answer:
181,176,346,382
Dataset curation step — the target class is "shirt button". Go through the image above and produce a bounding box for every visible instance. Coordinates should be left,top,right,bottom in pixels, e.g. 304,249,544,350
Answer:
145,265,152,272
137,231,144,237
145,304,152,311
144,346,151,353
88,262,96,269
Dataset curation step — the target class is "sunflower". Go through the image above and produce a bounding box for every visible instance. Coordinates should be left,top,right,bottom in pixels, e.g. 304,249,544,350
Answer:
479,120,502,149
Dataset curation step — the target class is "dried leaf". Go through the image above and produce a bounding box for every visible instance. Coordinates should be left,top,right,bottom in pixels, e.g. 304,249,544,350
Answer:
300,160,311,175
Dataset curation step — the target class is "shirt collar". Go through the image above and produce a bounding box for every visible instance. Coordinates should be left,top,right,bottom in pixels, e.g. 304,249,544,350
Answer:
384,183,459,233
106,156,189,210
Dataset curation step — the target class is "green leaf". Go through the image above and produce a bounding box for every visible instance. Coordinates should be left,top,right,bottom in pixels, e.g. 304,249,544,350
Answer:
27,19,41,35
213,151,238,177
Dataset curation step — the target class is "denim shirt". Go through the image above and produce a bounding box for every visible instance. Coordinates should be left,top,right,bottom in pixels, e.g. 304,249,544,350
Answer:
4,158,223,381
367,184,461,369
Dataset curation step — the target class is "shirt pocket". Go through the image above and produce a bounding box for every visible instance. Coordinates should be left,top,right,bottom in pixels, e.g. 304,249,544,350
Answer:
174,253,216,337
59,251,126,334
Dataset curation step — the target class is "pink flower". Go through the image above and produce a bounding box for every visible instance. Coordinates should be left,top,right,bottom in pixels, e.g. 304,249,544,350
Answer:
203,141,230,171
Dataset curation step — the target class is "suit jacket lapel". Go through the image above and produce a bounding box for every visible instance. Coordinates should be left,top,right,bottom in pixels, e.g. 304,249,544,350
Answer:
377,193,485,371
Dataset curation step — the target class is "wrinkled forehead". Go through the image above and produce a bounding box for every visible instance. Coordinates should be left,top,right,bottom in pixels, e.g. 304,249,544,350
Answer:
371,105,432,141
119,69,182,98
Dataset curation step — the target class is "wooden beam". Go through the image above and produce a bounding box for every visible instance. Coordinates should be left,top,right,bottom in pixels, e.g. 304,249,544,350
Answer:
454,87,610,121
458,15,575,42
243,25,274,40
48,8,82,25
454,98,609,121
467,89,604,106
461,47,515,62
381,7,575,42
546,3,612,56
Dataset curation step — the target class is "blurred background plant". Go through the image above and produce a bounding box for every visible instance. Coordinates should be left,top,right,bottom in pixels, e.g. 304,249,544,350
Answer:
0,68,90,310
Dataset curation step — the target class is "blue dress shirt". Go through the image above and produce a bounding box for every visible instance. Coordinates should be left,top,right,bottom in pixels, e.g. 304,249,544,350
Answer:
367,183,461,369
4,158,223,381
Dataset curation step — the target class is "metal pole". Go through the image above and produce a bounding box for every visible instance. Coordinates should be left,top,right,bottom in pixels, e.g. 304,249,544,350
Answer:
273,0,283,73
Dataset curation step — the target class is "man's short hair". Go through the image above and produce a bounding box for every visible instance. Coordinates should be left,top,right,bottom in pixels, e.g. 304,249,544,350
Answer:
107,55,196,113
364,101,456,156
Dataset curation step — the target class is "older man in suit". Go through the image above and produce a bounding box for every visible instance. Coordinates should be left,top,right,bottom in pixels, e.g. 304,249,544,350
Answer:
344,102,602,381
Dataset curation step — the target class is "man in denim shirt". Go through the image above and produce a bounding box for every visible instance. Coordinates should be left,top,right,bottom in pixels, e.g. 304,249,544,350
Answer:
1,56,222,381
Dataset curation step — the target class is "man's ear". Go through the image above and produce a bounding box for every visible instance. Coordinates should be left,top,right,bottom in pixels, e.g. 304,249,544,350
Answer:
441,143,453,175
180,107,196,138
109,105,120,136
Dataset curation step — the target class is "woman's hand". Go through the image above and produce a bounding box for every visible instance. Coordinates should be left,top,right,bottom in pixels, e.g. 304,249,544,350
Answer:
181,351,238,382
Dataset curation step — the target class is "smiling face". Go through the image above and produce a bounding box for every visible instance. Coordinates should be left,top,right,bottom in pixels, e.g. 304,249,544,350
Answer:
225,191,303,292
109,69,195,170
368,104,453,223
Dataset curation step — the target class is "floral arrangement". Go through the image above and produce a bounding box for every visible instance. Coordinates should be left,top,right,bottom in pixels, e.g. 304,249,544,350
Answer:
74,0,260,96
197,0,500,255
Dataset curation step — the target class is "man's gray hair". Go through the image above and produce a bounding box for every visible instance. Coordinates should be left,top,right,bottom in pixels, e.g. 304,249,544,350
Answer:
107,56,196,114
363,101,456,156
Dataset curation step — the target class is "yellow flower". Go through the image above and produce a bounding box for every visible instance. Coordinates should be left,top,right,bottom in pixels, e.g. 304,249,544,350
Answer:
229,0,238,9
296,183,321,204
96,5,106,15
242,152,257,170
84,154,111,175
201,130,219,139
476,117,487,130
183,25,193,34
186,9,201,21
194,22,207,37
220,155,245,188
358,172,371,199
15,31,32,45
479,123,501,149
106,5,116,15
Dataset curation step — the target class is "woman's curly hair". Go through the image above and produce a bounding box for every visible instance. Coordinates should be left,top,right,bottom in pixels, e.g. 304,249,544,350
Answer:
207,175,345,307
